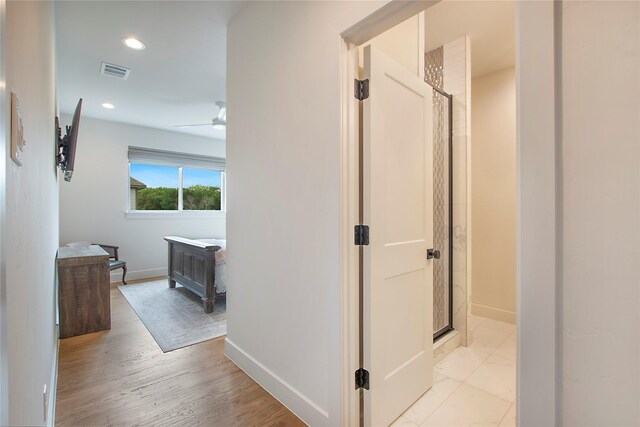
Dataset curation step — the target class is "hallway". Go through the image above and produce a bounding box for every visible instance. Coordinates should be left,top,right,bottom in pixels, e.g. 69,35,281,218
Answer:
55,284,303,426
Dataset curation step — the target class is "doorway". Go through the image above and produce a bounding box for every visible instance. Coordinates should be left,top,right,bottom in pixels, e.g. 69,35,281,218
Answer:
53,1,237,424
344,1,555,425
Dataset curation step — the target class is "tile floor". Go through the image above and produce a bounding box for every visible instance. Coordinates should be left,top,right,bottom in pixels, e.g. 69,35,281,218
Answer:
392,315,516,427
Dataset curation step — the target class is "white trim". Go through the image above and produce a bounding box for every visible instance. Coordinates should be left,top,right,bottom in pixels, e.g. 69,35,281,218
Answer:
127,162,132,211
470,303,516,325
47,334,59,426
225,338,330,426
220,171,227,213
341,1,439,46
417,11,425,78
125,210,225,219
338,37,361,427
339,2,559,425
0,0,7,423
110,267,167,284
516,2,558,425
178,167,184,211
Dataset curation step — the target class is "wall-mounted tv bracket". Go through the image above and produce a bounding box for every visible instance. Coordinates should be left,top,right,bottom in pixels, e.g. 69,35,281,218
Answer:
55,116,70,170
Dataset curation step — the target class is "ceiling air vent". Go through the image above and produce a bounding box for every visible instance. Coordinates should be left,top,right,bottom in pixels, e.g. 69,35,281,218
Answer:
100,62,130,80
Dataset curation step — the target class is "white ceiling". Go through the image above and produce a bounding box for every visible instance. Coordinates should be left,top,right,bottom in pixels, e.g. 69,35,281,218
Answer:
55,1,246,140
425,0,515,78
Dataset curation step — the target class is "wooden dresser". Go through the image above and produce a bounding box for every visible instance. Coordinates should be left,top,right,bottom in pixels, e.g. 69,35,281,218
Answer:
57,245,111,338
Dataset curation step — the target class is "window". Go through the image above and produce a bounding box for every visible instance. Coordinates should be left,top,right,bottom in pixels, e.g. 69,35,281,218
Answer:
182,168,222,210
130,164,179,210
128,147,225,214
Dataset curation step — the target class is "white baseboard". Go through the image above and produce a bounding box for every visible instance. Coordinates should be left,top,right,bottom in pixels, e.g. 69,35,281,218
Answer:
471,303,516,324
48,328,59,426
225,338,328,426
110,267,167,283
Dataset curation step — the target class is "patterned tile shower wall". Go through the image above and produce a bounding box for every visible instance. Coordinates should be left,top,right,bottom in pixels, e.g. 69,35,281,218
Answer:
424,46,451,335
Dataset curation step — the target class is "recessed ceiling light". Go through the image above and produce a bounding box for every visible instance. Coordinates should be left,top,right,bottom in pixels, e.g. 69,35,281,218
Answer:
102,103,115,109
122,37,146,50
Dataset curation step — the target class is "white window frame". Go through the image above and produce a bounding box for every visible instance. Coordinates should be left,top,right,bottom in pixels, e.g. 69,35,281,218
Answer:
126,149,226,219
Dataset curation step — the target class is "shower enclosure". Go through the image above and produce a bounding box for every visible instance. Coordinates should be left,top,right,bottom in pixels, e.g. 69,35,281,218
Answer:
425,47,454,341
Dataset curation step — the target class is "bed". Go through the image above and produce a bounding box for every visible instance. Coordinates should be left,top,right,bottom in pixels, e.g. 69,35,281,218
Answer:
164,236,227,313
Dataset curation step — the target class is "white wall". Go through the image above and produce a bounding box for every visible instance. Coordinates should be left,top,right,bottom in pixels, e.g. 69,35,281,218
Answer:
226,1,388,425
366,14,421,76
58,116,226,282
227,1,640,426
470,67,516,323
2,1,58,425
561,1,639,425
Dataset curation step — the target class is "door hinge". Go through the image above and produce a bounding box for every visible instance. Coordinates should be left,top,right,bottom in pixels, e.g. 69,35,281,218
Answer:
355,368,370,390
354,79,369,101
354,225,369,246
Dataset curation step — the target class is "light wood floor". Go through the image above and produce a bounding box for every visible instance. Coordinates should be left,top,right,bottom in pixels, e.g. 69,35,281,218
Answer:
56,285,304,426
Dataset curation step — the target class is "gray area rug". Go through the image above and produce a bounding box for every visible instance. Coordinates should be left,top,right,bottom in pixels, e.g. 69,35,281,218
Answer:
118,279,226,352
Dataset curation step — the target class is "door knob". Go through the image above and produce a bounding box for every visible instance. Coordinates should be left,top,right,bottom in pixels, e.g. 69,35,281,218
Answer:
427,248,441,260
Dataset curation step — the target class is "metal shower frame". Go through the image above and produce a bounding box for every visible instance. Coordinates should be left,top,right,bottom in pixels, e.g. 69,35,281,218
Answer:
427,83,454,342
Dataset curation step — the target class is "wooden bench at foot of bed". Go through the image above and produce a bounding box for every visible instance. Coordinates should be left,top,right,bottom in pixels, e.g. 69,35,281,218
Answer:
165,236,225,313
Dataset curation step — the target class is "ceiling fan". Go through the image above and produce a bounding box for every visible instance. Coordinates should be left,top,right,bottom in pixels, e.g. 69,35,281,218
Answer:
175,101,226,130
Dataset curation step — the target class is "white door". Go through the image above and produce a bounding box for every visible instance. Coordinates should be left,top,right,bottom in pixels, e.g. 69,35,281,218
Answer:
362,45,434,427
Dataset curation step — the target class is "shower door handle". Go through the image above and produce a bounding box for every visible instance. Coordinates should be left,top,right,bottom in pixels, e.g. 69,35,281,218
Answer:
427,248,441,260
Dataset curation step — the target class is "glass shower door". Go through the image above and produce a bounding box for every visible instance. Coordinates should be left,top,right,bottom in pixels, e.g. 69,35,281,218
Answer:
426,47,453,340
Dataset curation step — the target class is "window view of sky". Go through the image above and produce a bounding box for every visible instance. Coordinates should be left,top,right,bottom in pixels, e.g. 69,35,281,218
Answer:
130,164,221,188
183,168,221,188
